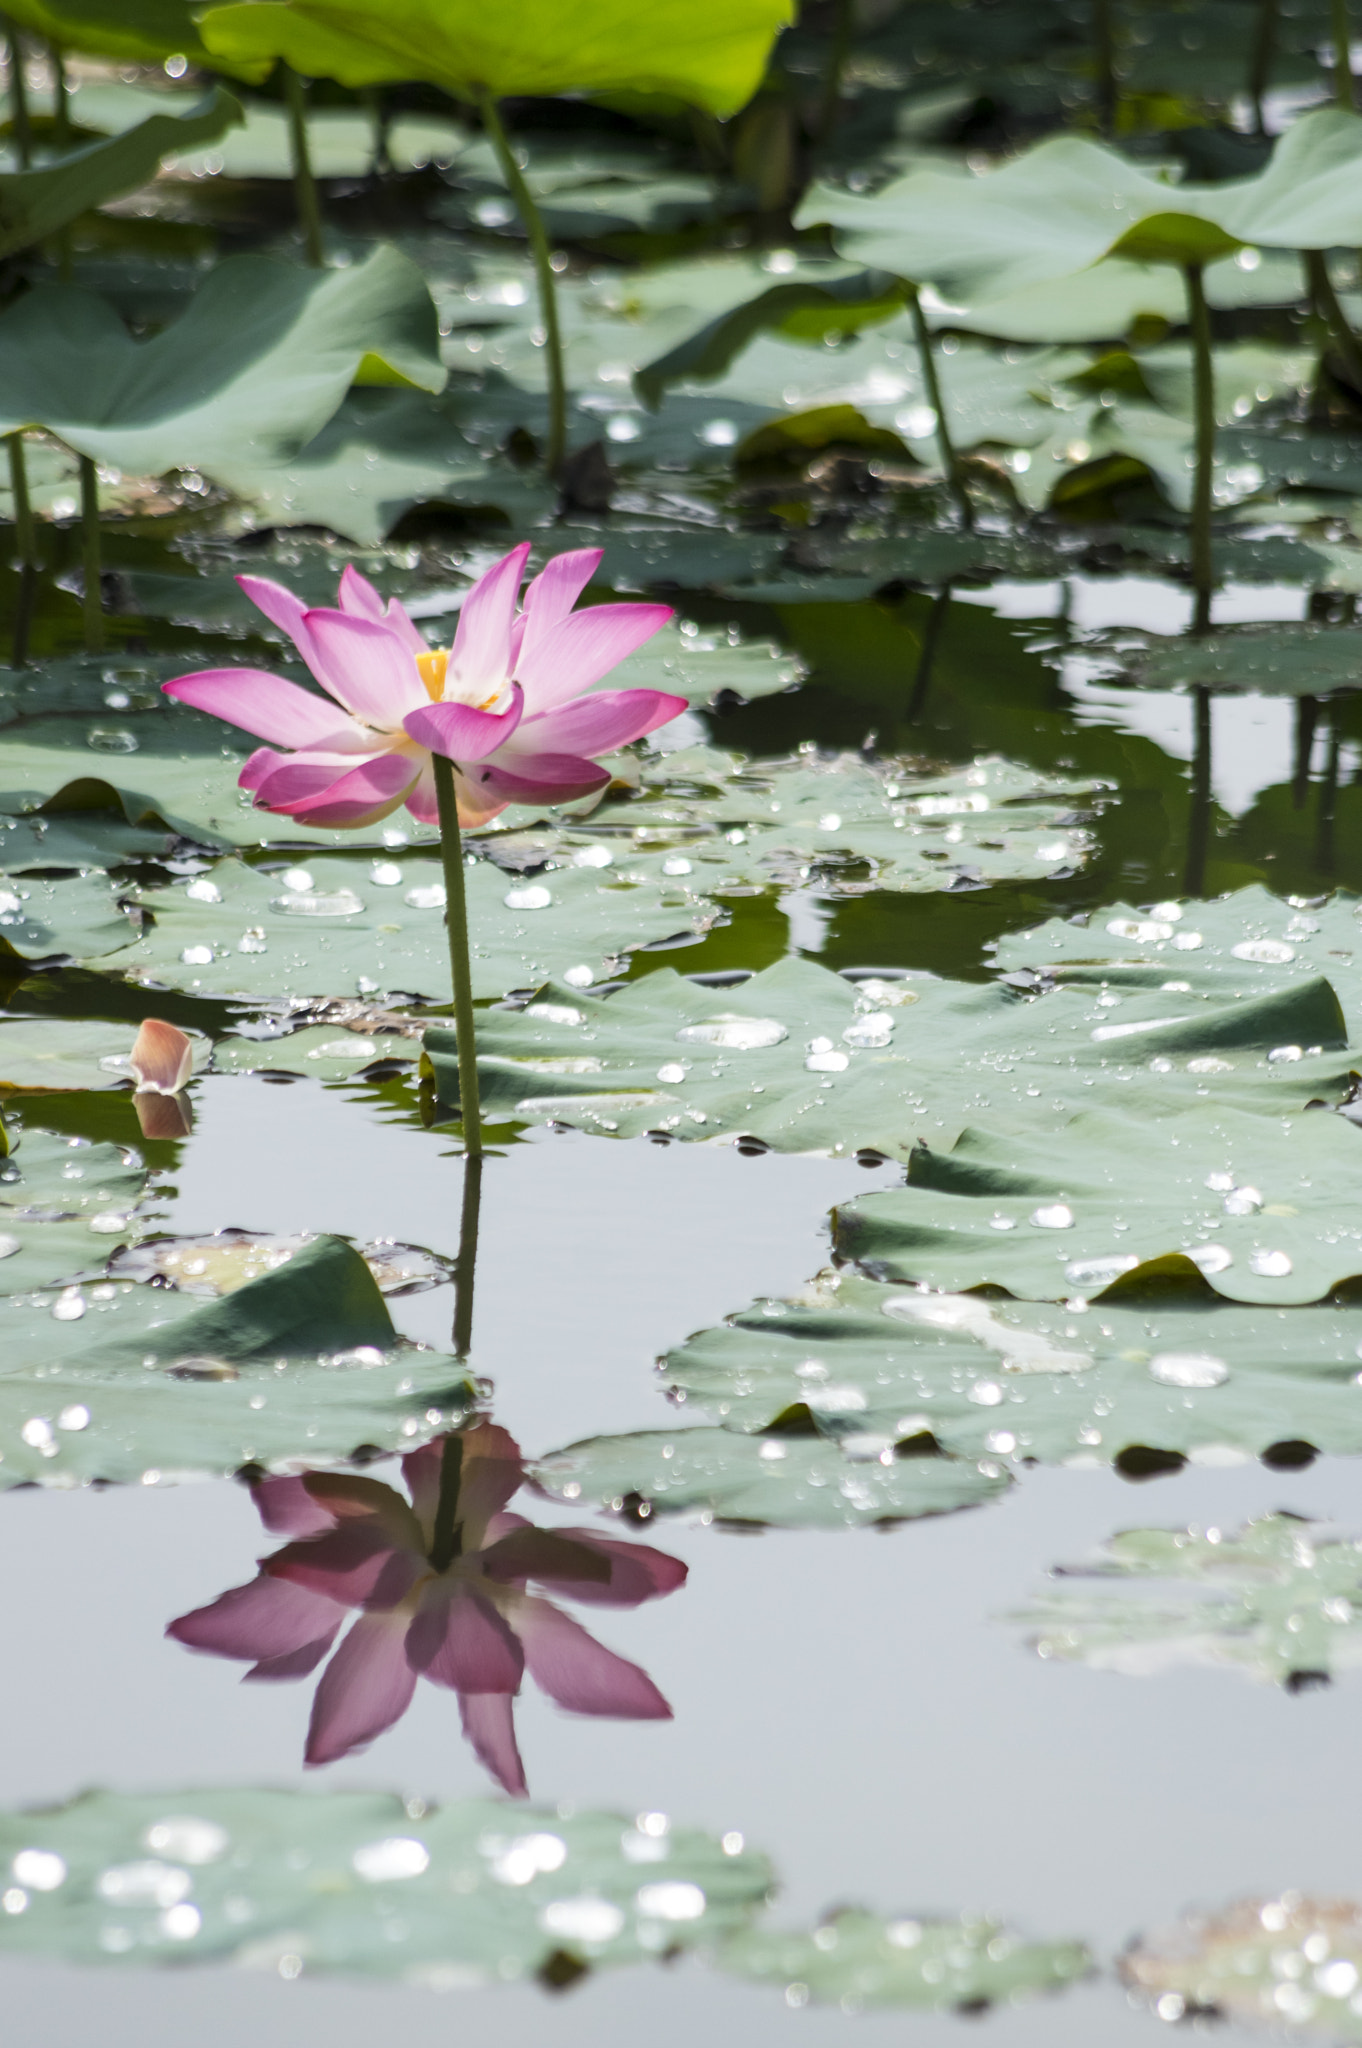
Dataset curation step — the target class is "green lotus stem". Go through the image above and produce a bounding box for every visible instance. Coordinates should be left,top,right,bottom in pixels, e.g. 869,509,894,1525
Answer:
1305,248,1362,391
907,583,952,723
79,452,103,654
452,1148,482,1359
48,40,69,146
1183,685,1213,895
431,751,484,1162
819,0,854,145
5,20,30,168
7,431,34,568
1183,261,1215,635
429,1432,463,1571
1292,694,1318,808
361,86,390,176
908,286,972,530
1093,0,1116,135
478,88,567,476
1248,0,1278,133
10,557,34,669
281,63,325,267
1333,0,1356,106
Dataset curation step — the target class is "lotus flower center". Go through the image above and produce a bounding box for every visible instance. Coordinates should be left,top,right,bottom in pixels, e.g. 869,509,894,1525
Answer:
416,648,509,714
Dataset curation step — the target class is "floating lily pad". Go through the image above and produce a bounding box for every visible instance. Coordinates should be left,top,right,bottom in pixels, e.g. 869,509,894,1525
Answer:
0,870,134,964
213,1023,420,1081
115,850,715,1004
0,1019,208,1095
528,1426,1010,1529
1018,1514,1362,1686
485,747,1097,897
836,1104,1362,1305
1122,1895,1362,2039
0,807,182,872
0,1235,473,1488
108,1228,448,1297
1134,625,1362,698
0,1126,149,1295
719,1906,1090,2011
430,951,1358,1156
0,1785,772,1980
661,1271,1362,1468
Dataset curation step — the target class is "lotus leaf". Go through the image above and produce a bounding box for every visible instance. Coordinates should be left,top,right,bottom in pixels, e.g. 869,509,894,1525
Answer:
719,1907,1090,2010
0,1126,149,1295
1134,624,1362,697
835,1103,1362,1304
212,1021,418,1079
0,247,445,482
661,1270,1362,1468
0,1785,772,1976
528,1425,1010,1529
0,88,243,260
1123,1895,1362,2039
0,0,252,72
0,1016,208,1093
427,949,1359,1155
635,273,908,408
114,848,716,1003
1019,1514,1362,1686
0,1234,473,1487
0,870,134,962
480,747,1098,896
196,0,794,116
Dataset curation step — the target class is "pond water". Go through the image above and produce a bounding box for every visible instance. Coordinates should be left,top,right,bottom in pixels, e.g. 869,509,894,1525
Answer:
9,12,1362,2038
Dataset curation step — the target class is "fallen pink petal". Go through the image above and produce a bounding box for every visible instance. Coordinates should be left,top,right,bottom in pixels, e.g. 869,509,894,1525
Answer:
129,1018,194,1095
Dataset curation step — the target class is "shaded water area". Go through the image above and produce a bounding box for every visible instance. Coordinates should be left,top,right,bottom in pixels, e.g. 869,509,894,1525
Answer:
10,3,1362,2041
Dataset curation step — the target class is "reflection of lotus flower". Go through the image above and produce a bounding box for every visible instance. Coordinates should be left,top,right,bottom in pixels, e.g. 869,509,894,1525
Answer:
163,547,684,830
168,1422,686,1793
129,1018,195,1139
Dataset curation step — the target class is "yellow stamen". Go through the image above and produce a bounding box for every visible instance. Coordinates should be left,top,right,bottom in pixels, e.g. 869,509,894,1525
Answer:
417,648,449,700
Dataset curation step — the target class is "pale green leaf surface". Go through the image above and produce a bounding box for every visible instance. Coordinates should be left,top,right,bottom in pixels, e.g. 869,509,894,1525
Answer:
0,1017,208,1094
0,1127,149,1296
529,1425,1010,1529
719,1907,1090,2010
0,870,134,963
0,1785,771,1976
0,248,445,479
662,1271,1362,1467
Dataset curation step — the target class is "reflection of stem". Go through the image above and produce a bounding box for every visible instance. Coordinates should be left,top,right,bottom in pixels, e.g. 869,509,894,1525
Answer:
79,452,103,654
1333,0,1356,106
908,286,971,530
281,63,325,267
361,87,390,176
819,0,854,145
907,583,951,723
1184,685,1213,895
48,40,69,144
1305,249,1362,393
1316,698,1341,871
429,1433,464,1571
5,22,29,167
452,1148,483,1359
432,752,484,1161
479,90,566,477
1293,693,1319,808
1184,262,1215,635
1093,0,1116,134
1249,0,1278,131
10,562,34,669
8,431,33,567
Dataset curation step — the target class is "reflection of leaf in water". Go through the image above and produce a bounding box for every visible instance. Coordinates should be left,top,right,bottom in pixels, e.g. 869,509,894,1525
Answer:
0,1784,771,1984
1123,1894,1362,2038
719,1905,1091,2011
529,1425,1010,1529
1018,1514,1362,1686
0,1235,473,1487
662,1270,1362,1469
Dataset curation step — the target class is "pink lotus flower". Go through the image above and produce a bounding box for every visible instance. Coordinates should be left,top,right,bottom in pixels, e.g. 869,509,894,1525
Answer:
168,1421,686,1793
162,546,685,830
129,1018,194,1139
